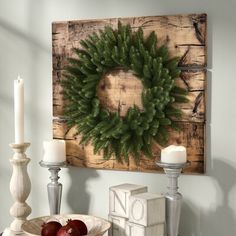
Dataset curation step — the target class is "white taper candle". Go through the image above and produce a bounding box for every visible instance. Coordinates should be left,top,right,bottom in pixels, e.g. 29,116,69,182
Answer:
14,76,24,144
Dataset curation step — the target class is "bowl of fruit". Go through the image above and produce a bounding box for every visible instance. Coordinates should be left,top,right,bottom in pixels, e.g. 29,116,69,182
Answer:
21,214,111,236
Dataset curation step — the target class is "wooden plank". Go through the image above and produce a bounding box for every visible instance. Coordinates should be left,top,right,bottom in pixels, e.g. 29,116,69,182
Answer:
53,119,205,173
53,69,206,122
52,13,207,70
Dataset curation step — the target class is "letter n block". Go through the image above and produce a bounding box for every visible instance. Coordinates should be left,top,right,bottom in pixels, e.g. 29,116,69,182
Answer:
129,193,165,226
126,222,165,236
108,214,127,236
109,183,148,218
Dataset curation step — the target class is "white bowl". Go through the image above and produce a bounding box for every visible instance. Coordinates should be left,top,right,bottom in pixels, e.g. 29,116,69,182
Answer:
22,214,111,236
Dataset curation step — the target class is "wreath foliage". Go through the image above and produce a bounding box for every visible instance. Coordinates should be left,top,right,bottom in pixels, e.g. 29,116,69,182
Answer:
62,21,188,162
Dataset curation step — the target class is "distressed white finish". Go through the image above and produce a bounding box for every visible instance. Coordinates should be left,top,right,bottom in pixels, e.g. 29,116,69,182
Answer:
109,184,147,218
3,143,31,236
126,222,165,236
129,192,165,226
108,214,127,236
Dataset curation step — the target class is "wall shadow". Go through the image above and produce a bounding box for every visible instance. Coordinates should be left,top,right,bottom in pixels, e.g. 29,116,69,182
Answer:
180,200,199,236
180,158,236,236
205,70,212,173
0,17,49,53
205,8,213,174
200,159,236,236
66,166,99,214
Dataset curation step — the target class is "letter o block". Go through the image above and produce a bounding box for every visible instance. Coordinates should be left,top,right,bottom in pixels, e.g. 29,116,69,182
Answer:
129,193,165,226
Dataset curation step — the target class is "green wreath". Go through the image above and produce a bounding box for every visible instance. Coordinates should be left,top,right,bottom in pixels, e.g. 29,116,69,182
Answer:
62,21,188,162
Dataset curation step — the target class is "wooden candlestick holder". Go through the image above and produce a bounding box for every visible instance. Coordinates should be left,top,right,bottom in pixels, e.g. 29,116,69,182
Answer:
156,161,190,236
39,161,67,215
3,143,31,236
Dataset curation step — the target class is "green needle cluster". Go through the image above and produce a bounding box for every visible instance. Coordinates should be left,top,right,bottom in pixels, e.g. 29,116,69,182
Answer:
62,21,188,163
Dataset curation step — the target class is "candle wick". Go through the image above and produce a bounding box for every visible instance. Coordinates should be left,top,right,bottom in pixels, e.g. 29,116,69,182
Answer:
17,75,22,81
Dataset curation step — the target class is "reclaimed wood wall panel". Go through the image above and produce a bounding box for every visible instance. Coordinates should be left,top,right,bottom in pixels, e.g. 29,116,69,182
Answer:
52,13,207,174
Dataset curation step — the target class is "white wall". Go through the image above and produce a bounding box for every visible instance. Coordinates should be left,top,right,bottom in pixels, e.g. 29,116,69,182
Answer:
0,0,236,235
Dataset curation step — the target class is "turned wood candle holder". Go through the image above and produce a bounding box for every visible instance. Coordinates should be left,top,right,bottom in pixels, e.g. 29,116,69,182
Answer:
3,143,31,236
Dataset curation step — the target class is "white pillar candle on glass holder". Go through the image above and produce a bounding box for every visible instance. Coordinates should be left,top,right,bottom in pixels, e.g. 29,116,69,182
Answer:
161,145,187,163
43,140,66,163
14,76,24,144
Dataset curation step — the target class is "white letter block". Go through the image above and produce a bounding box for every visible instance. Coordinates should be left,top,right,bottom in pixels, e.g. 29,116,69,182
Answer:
108,214,127,236
109,183,148,218
126,222,165,236
129,193,165,226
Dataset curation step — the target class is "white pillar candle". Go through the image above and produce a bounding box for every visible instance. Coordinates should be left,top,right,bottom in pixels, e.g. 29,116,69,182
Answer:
43,140,66,163
161,145,187,163
14,76,24,144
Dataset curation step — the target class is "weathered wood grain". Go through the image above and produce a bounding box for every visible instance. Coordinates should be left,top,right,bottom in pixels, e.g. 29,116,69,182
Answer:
52,14,207,174
52,13,207,70
97,70,144,117
53,119,205,173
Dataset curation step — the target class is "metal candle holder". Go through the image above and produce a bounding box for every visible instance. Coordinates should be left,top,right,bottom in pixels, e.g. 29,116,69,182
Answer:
3,143,31,236
156,161,190,236
39,161,67,215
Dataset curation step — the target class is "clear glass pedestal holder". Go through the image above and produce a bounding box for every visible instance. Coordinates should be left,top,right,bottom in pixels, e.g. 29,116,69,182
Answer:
156,161,190,236
39,161,67,215
3,143,31,236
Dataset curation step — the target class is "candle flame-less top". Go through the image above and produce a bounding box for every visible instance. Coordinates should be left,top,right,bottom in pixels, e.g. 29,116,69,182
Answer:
17,75,22,81
161,145,187,164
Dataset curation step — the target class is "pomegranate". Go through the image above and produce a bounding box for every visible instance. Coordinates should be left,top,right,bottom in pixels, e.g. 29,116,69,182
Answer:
67,219,87,235
57,224,81,236
41,221,62,236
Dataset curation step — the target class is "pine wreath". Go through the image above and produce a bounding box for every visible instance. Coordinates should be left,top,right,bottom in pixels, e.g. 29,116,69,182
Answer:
62,21,188,162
